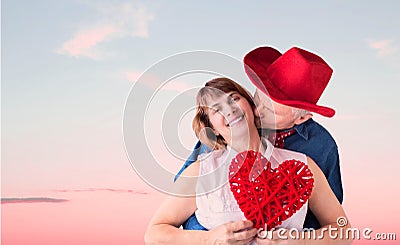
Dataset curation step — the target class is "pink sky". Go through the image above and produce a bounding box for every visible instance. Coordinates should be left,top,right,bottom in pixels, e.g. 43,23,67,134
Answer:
2,189,164,245
3,179,398,244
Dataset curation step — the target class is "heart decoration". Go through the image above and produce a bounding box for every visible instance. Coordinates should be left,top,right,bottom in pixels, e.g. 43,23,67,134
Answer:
228,150,314,230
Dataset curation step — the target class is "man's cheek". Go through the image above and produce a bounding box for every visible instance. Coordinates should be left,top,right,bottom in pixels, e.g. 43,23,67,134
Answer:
264,111,276,121
261,117,274,127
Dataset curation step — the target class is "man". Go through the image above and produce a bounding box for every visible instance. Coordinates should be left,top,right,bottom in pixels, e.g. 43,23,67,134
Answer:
175,46,343,230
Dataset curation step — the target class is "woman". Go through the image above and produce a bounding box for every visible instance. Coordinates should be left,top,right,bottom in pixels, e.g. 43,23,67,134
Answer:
145,77,351,244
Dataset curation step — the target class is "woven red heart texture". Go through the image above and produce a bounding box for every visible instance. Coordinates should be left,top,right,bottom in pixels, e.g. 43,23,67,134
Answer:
228,150,314,230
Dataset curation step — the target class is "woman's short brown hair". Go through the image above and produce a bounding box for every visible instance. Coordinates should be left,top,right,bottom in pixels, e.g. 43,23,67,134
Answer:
192,77,257,150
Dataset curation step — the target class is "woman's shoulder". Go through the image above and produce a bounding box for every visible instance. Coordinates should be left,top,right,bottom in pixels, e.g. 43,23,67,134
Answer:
197,147,231,164
179,160,200,178
179,148,228,177
197,147,233,175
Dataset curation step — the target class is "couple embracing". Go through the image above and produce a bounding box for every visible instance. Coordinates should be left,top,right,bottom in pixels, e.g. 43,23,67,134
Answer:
145,46,351,244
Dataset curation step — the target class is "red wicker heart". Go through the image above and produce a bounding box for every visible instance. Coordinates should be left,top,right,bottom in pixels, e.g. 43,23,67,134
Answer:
228,150,314,230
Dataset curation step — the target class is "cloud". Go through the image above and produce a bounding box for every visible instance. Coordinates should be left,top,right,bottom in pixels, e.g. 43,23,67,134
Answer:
1,197,69,204
57,3,154,59
54,188,149,195
125,70,146,83
125,71,193,94
57,25,117,60
163,80,193,93
368,39,399,57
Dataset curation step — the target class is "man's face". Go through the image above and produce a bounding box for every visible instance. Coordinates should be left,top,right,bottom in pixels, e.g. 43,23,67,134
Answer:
253,89,296,130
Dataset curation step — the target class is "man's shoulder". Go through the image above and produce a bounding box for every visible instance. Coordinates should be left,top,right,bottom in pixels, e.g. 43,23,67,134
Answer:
291,119,340,173
301,118,337,146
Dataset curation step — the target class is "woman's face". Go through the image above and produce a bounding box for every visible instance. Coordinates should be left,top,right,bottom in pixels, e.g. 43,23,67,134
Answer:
206,90,255,144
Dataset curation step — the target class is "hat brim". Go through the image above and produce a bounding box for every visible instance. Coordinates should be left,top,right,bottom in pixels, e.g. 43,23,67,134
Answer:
253,79,336,118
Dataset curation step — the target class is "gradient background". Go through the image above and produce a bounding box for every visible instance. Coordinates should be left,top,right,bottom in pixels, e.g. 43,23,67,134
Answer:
2,1,400,244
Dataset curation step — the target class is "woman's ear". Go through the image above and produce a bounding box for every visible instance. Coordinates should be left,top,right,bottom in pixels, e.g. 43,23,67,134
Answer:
294,113,313,125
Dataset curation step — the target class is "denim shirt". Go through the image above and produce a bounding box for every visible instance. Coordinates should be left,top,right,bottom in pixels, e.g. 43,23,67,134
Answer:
174,118,343,230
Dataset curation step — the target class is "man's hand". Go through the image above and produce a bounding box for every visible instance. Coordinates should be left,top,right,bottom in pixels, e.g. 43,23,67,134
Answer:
207,220,257,245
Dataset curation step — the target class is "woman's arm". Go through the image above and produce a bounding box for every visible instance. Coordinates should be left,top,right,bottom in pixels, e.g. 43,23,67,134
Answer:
145,161,257,245
257,157,352,245
303,157,352,244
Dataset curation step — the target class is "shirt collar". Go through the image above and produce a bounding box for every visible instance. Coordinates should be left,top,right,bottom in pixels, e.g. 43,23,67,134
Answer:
226,137,274,160
293,118,312,140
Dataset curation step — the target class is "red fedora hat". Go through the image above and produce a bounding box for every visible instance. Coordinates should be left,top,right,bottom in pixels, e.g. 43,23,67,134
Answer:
244,46,335,117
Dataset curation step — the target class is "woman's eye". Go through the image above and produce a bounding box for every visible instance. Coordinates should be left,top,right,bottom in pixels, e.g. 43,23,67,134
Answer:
228,96,239,104
212,108,219,113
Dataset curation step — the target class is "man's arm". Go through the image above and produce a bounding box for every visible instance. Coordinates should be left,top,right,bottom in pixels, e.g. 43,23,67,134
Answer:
326,146,343,203
174,141,210,230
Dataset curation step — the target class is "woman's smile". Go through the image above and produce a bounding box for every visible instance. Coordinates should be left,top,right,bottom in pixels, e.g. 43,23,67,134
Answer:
226,114,245,127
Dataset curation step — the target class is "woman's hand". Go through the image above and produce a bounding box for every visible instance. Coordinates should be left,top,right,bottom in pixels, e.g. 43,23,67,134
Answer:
207,220,258,245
